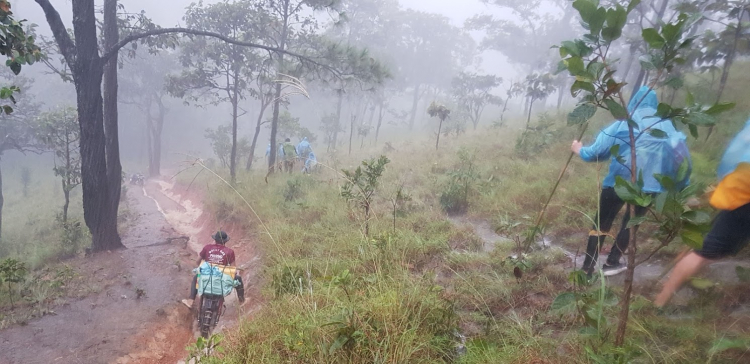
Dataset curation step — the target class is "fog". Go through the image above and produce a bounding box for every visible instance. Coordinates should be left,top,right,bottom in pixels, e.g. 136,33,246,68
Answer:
10,0,581,180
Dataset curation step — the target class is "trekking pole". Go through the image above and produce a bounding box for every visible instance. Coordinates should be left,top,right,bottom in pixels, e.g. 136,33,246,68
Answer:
530,123,590,238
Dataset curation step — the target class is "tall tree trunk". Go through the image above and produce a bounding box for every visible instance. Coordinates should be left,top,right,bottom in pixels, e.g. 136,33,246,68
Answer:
375,101,384,144
408,84,421,130
60,0,122,252
268,6,289,172
332,90,344,152
63,182,70,223
436,117,443,150
615,122,640,347
145,105,155,176
526,98,535,129
101,0,123,250
230,74,239,183
247,102,268,170
349,114,355,155
151,96,164,177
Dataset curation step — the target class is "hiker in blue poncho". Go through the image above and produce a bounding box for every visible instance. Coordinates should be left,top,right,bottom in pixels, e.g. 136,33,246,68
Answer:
297,137,312,159
571,86,692,276
265,143,271,159
302,151,317,174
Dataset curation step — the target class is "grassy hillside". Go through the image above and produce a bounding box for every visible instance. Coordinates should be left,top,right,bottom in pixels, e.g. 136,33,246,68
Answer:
188,64,750,363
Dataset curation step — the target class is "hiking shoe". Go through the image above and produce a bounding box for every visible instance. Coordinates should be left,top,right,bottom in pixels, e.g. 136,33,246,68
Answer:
602,263,627,276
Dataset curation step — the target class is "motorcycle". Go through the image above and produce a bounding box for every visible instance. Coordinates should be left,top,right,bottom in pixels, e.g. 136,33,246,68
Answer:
192,262,240,338
129,173,145,186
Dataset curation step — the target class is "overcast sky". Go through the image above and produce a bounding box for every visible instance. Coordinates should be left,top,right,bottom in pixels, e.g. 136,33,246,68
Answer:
16,0,518,79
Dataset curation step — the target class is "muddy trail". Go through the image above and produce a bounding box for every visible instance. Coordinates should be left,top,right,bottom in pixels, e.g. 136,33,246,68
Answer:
0,179,260,364
449,216,750,302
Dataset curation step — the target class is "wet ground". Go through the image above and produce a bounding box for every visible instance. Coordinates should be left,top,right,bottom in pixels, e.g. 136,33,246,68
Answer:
0,177,262,364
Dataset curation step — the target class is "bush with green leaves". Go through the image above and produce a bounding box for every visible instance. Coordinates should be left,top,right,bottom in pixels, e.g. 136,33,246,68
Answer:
440,148,479,215
0,258,27,309
340,155,390,236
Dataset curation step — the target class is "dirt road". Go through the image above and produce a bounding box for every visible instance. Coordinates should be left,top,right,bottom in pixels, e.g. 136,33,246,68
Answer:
0,180,214,364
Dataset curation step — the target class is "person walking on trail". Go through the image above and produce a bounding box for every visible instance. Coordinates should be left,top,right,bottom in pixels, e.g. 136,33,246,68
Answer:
302,151,317,174
655,120,750,307
265,143,271,160
297,137,312,160
571,86,692,277
182,230,245,308
282,138,297,173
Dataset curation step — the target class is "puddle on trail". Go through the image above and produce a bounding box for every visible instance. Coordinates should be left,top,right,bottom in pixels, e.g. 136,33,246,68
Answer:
143,180,205,253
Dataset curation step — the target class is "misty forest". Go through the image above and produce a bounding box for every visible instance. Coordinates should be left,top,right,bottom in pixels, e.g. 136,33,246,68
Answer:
2,0,750,362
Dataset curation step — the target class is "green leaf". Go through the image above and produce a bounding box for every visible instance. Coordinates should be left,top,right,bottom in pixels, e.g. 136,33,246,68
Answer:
571,80,596,96
689,277,714,290
642,28,665,48
680,228,704,250
573,0,597,22
609,144,620,157
639,59,656,71
685,112,715,126
560,40,581,57
735,266,750,283
565,57,585,76
551,292,577,311
568,103,598,125
604,99,628,119
655,103,672,119
688,124,699,139
627,216,647,228
614,176,640,203
602,6,627,42
682,210,711,225
649,129,668,138
705,102,735,116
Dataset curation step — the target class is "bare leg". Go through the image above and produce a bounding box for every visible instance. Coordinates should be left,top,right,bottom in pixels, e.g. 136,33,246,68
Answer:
654,252,713,307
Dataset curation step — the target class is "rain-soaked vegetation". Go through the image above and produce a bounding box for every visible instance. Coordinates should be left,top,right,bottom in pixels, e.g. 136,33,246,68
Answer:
1,0,750,362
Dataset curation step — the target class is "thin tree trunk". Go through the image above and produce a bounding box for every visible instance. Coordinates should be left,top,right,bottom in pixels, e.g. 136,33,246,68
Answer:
247,102,268,170
436,118,444,150
145,105,155,176
63,185,70,223
230,75,239,183
526,99,535,129
152,96,164,176
614,116,640,347
268,5,289,172
102,0,123,250
332,90,343,152
408,84,421,130
375,101,384,144
500,97,510,122
349,114,355,155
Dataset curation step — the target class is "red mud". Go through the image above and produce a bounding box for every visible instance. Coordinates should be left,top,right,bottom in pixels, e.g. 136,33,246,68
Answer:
0,177,263,364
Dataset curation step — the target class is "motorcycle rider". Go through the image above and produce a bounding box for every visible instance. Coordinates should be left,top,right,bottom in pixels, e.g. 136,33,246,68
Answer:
182,230,245,308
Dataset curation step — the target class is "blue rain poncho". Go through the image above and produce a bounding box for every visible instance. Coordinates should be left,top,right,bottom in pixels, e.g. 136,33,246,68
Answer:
265,143,271,157
194,262,238,297
296,137,312,157
717,119,750,181
579,86,692,193
303,151,318,173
